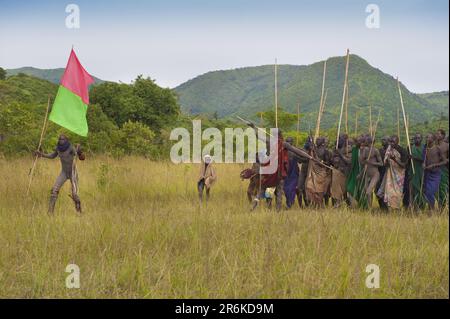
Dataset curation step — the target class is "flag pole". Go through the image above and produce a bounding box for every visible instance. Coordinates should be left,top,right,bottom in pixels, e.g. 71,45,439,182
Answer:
397,77,415,174
336,49,350,149
27,95,51,195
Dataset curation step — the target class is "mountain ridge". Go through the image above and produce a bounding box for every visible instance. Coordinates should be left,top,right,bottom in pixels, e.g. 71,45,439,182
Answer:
3,57,448,132
174,54,449,131
6,66,104,85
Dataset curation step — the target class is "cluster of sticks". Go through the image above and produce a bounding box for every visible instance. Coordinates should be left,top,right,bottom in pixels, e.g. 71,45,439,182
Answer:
251,49,415,173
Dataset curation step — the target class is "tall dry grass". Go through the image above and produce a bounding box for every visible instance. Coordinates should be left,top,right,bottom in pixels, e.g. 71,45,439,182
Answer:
0,156,448,298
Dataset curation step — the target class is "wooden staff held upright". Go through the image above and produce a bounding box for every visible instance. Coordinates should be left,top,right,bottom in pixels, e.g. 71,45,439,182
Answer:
397,77,415,175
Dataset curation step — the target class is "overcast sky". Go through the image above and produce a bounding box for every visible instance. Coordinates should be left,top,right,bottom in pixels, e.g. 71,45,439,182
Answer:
0,0,448,93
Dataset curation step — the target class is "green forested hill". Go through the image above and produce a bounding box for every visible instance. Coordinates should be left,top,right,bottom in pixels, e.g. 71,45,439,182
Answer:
0,73,58,105
175,55,449,132
6,67,104,85
0,73,184,157
417,91,449,113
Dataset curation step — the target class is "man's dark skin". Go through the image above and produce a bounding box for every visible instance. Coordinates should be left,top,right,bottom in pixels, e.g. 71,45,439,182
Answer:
376,136,390,210
423,133,445,209
388,135,409,207
294,138,312,208
424,133,447,171
360,135,383,207
331,134,352,206
35,134,85,214
314,137,332,166
411,133,424,162
248,124,288,211
387,135,408,169
379,136,390,162
332,134,352,175
357,135,375,178
406,133,424,209
246,153,260,203
315,137,332,206
436,129,449,168
282,137,335,207
355,134,366,165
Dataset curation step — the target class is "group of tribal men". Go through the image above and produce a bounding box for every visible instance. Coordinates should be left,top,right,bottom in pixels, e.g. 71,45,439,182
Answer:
35,128,448,214
243,126,449,212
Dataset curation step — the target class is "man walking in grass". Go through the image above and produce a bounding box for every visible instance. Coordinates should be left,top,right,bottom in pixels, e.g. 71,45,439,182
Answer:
35,134,85,214
283,137,300,208
330,134,351,207
305,137,332,208
247,123,289,211
198,154,217,202
423,133,446,210
241,152,261,203
377,135,407,210
296,137,313,208
347,135,367,209
436,129,449,209
408,133,426,210
359,135,384,208
376,136,390,210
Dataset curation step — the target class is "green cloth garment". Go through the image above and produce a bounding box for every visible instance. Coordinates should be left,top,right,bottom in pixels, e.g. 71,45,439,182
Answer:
438,166,449,207
346,146,367,209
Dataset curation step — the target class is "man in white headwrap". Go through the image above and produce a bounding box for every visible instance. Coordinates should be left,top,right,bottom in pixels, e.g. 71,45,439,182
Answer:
198,154,217,202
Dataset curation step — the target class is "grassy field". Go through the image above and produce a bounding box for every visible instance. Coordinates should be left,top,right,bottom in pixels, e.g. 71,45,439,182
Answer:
0,156,448,298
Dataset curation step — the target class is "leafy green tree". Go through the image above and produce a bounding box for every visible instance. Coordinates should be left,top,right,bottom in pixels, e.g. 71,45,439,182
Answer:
256,107,300,132
0,102,40,155
118,121,158,157
90,76,180,132
0,67,6,80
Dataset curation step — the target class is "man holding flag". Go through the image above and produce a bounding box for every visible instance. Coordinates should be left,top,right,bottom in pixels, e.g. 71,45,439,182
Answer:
49,48,94,137
32,48,93,214
35,134,85,214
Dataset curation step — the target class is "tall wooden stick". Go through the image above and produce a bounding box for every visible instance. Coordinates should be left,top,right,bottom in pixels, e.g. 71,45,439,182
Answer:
397,106,401,143
321,89,328,120
397,77,415,174
296,100,300,145
26,95,51,195
363,110,381,165
314,60,327,142
336,49,350,149
345,76,349,135
274,58,278,128
354,109,359,136
369,104,373,136
314,88,328,142
406,114,410,134
360,109,381,185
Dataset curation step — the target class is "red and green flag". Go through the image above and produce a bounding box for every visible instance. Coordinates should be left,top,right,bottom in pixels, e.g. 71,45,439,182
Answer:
49,49,94,137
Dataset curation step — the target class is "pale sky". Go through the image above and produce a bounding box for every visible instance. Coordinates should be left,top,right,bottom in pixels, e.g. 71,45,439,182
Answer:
0,0,448,93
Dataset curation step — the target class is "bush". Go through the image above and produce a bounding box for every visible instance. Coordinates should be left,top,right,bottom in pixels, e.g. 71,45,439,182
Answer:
118,121,158,158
